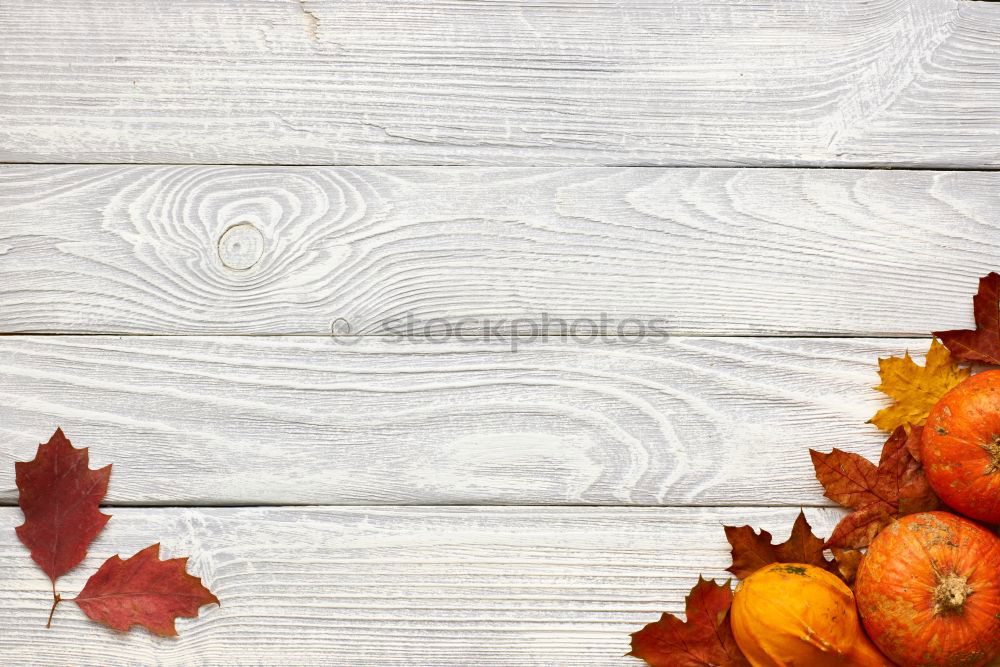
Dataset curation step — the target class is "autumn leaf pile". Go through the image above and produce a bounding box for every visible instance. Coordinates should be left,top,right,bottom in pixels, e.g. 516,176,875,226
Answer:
628,272,1000,667
14,428,218,636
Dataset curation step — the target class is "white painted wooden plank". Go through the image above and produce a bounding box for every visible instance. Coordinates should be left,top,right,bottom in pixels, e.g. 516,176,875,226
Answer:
1,166,997,335
0,335,919,506
0,505,844,665
1,0,999,166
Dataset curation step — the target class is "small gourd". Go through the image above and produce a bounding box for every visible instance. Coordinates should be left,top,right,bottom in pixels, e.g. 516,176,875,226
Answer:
731,562,891,667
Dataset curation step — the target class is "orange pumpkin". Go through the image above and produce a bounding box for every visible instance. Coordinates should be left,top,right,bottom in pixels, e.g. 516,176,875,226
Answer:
855,512,1000,667
731,562,891,667
923,370,1000,522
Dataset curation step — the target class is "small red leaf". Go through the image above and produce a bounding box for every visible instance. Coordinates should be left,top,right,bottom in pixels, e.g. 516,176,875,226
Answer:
935,272,1000,365
15,428,111,582
74,544,219,637
629,577,749,666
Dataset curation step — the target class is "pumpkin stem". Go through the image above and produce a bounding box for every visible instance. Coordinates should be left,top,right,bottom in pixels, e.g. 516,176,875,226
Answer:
986,435,1000,474
933,572,972,615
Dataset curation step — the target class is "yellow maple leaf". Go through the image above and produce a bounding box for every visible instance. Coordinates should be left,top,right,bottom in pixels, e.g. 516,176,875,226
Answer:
869,339,970,432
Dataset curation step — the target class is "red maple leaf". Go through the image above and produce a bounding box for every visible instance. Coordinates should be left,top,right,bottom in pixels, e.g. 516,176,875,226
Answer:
724,511,863,583
810,425,938,549
935,272,1000,365
724,510,837,580
629,577,749,667
15,428,111,583
74,543,219,637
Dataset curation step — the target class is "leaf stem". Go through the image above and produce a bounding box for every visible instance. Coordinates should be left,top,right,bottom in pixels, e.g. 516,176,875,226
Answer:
46,581,61,629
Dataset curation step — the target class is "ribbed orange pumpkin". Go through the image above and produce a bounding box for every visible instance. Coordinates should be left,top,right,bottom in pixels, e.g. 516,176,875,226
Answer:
855,512,1000,667
923,370,1000,523
731,563,891,667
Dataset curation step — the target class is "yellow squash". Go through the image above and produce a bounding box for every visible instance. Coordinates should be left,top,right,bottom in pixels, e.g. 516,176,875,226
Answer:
731,563,891,667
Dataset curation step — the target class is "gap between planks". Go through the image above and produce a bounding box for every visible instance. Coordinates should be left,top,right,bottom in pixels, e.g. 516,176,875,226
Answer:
0,502,840,509
7,163,1000,172
0,332,939,338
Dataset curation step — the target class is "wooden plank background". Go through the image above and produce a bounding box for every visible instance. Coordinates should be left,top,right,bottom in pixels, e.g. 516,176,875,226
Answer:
0,166,994,335
0,336,929,506
2,0,1000,167
2,0,999,663
0,506,845,665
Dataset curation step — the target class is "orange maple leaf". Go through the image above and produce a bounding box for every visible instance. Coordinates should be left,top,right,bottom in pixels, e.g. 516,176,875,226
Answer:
810,425,938,549
629,577,749,667
936,272,1000,365
869,339,969,432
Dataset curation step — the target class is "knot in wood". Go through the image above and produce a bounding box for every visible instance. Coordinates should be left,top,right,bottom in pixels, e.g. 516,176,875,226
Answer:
218,223,265,271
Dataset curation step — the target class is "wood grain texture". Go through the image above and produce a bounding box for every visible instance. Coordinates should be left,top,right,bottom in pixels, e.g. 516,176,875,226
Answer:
2,165,998,335
1,0,1000,166
0,505,844,665
0,335,922,506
